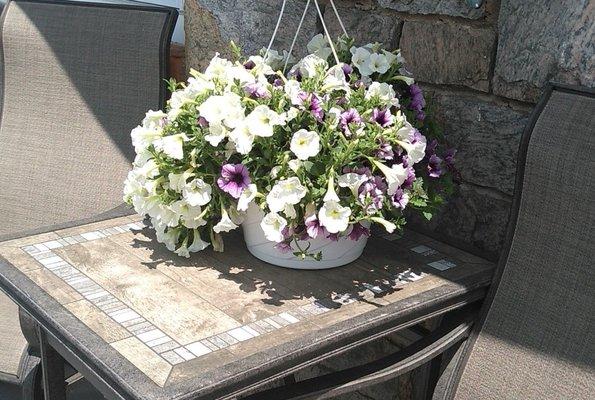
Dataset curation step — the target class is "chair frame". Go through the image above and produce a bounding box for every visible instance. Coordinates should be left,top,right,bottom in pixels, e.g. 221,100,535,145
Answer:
244,83,595,400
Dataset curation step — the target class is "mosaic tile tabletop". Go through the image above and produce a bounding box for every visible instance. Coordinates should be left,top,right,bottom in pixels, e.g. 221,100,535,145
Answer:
0,215,494,395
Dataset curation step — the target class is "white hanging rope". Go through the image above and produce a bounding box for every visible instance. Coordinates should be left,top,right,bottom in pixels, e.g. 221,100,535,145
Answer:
283,0,312,73
265,0,288,59
328,0,348,37
313,0,340,65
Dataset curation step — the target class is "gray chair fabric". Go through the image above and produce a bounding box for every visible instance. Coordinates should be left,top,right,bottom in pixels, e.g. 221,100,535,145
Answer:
447,87,595,399
0,0,175,396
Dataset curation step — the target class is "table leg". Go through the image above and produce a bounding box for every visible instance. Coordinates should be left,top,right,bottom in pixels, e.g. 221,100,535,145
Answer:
36,325,66,400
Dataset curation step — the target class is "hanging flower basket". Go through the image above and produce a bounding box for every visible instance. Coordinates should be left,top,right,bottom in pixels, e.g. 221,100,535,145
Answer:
123,2,458,269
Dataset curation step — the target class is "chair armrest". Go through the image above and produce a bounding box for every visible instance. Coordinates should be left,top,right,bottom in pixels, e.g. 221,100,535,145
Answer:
245,312,475,400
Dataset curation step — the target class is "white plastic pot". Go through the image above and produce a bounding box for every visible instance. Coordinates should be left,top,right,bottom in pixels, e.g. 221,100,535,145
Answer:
241,203,369,269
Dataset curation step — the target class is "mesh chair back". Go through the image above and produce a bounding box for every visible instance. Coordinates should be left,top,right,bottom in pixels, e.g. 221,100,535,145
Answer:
0,0,176,240
452,86,595,399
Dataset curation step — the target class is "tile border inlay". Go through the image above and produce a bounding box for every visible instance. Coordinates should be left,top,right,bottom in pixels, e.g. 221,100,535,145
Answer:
20,222,458,368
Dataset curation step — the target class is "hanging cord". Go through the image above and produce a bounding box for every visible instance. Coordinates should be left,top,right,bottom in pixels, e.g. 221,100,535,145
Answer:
283,0,312,73
313,0,340,65
328,0,348,37
265,0,288,60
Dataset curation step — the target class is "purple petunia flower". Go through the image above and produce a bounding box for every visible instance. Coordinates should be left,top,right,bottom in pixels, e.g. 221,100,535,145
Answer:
348,223,370,241
371,108,394,127
244,83,271,99
408,84,426,121
340,108,362,137
444,148,456,168
298,92,325,122
343,166,372,176
358,175,387,214
273,78,284,87
197,116,209,128
426,139,438,157
427,154,443,178
376,140,394,161
217,163,251,199
305,214,326,239
402,167,416,189
341,63,353,78
391,187,409,210
243,60,256,70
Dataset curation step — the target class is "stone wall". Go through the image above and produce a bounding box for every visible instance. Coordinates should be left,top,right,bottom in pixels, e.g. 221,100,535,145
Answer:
185,0,593,261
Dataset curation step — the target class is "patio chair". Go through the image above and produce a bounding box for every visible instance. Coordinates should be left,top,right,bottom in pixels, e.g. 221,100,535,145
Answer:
245,83,595,399
0,0,177,398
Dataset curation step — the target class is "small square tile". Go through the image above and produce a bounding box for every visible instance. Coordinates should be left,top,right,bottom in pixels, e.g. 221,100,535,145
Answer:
110,309,140,323
217,332,239,346
64,237,79,245
185,341,212,357
137,329,166,343
146,336,172,348
227,327,254,342
199,339,219,351
173,347,195,361
254,319,276,333
42,240,63,249
153,340,179,354
161,350,185,365
278,312,299,324
207,336,229,349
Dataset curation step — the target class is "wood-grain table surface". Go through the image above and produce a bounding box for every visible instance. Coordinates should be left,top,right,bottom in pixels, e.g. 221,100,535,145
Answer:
0,214,495,400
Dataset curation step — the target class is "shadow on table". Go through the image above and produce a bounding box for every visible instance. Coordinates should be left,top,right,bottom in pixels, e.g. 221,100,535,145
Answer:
128,226,426,311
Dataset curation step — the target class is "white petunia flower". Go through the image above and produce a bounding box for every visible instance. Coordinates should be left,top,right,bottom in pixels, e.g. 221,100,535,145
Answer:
260,212,287,243
169,200,206,229
370,217,396,233
198,93,245,128
283,107,300,123
168,169,193,193
156,204,180,227
284,80,303,106
307,33,333,60
382,50,398,66
130,125,161,152
213,208,239,233
182,178,212,206
350,46,373,76
327,107,342,129
266,177,307,213
290,129,320,160
229,122,255,154
247,55,276,77
204,53,233,80
288,159,302,173
261,48,285,71
246,105,285,137
365,82,399,106
204,122,228,147
154,222,180,251
188,229,210,252
396,137,427,164
290,54,329,78
154,133,188,160
284,203,297,219
319,200,351,234
322,64,350,93
373,160,408,195
323,176,340,202
368,53,390,74
237,183,257,212
338,173,368,197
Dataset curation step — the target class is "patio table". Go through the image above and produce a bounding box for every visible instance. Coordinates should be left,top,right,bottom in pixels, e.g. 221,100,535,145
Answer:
0,214,494,400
